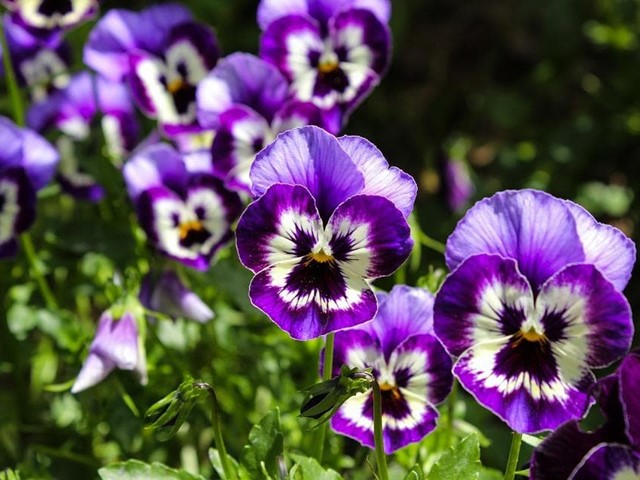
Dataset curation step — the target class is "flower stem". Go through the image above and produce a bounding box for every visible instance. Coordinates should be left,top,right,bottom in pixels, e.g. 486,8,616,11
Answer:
372,381,389,480
503,432,522,480
0,17,25,126
21,233,58,310
444,379,457,448
417,231,446,254
314,332,335,463
194,382,234,480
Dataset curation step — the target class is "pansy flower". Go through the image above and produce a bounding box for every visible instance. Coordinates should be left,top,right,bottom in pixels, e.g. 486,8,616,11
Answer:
140,270,214,323
84,3,220,135
123,143,242,270
530,351,640,479
235,126,415,340
2,0,98,36
197,52,339,193
329,285,453,453
433,189,635,433
258,0,391,129
0,116,58,258
71,309,147,394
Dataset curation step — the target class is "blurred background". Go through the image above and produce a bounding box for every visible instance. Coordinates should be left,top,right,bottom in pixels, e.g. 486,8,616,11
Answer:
2,0,639,477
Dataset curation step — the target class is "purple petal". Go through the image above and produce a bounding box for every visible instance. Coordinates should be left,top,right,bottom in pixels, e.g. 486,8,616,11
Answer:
83,4,193,81
441,156,474,212
273,100,342,135
0,168,36,258
338,135,416,218
91,312,140,371
123,143,188,202
445,189,585,291
236,183,323,274
250,126,365,220
7,0,98,34
257,0,309,30
570,444,640,480
197,53,288,128
70,352,115,394
564,200,636,291
619,351,640,450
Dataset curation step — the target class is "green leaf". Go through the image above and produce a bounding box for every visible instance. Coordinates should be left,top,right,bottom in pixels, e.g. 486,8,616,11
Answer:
98,459,204,480
240,409,284,479
208,448,245,480
0,469,21,480
403,465,424,480
288,454,342,480
428,434,481,480
479,467,503,480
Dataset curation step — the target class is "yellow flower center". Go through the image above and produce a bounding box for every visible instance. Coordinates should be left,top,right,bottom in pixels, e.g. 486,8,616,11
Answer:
168,78,186,94
179,220,204,240
379,382,402,401
521,327,546,342
309,250,333,263
318,59,339,74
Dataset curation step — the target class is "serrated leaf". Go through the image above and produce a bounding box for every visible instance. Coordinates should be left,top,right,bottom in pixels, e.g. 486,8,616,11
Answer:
240,409,284,479
98,459,204,480
289,454,342,479
428,434,481,480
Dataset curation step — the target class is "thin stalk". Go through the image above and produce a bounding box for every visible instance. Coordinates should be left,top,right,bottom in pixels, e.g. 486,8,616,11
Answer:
417,231,446,254
371,382,389,480
503,432,523,480
314,332,335,463
0,18,25,126
444,379,457,448
194,382,234,480
21,233,58,310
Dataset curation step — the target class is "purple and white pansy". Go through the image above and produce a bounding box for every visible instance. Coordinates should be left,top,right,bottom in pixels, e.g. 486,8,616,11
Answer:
259,0,391,129
84,3,220,135
530,351,640,480
235,126,416,340
2,0,98,36
329,285,453,453
433,189,635,433
0,116,59,258
123,143,242,270
197,53,338,193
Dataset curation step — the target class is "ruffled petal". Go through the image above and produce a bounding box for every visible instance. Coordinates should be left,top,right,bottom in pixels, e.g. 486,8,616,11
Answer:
570,444,640,480
619,351,640,450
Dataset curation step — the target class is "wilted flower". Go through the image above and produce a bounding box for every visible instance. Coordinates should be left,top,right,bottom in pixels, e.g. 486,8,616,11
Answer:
434,189,635,433
0,116,58,257
236,126,415,340
258,0,391,130
140,270,214,323
530,351,640,479
84,3,219,135
123,143,242,270
329,285,453,453
71,309,147,393
197,52,338,193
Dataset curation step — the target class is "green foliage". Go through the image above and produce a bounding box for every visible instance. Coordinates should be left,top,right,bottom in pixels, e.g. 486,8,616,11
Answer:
240,409,284,479
289,454,342,480
98,459,204,480
428,434,481,480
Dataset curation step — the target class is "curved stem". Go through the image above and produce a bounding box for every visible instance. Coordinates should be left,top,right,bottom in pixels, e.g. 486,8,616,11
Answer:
417,231,446,254
371,381,389,480
503,432,522,480
0,18,25,126
21,233,58,310
314,332,335,463
194,382,235,480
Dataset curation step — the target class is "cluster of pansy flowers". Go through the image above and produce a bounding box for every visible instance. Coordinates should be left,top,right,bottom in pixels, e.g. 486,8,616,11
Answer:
1,0,639,472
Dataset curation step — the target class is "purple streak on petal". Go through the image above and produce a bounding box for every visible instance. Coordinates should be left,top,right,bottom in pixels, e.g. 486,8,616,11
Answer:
434,253,531,357
83,4,193,81
236,183,322,273
327,194,412,278
364,285,435,361
619,352,640,450
332,328,380,375
250,126,364,220
563,200,636,291
338,135,416,218
445,189,585,292
167,21,220,72
197,53,288,128
570,444,640,480
123,143,188,202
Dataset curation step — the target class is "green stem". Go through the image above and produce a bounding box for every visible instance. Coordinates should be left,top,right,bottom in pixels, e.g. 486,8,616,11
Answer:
314,332,335,463
503,432,522,480
0,17,25,126
444,379,457,448
417,231,446,254
21,233,58,310
371,382,389,480
194,382,235,480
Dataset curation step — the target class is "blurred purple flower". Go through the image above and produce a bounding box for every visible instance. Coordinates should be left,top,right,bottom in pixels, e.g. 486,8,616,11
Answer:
441,156,473,212
235,126,415,340
197,53,339,193
2,0,98,37
434,189,635,433
140,270,214,323
84,3,219,136
530,350,640,479
71,310,147,394
329,285,453,453
258,1,391,130
123,143,242,270
0,116,59,257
